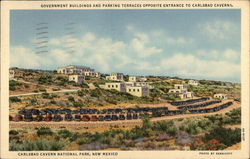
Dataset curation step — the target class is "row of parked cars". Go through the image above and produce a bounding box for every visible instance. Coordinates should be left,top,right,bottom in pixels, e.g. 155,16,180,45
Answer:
10,113,145,122
188,101,233,114
17,107,169,116
170,97,210,106
10,102,233,122
177,100,221,110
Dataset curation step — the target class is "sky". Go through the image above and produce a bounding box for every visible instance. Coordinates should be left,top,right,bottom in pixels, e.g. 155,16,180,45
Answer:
10,9,241,82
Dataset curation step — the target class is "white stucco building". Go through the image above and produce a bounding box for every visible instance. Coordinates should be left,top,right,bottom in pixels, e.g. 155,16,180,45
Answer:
57,65,100,78
129,76,147,82
188,80,199,86
126,86,149,97
106,73,124,81
214,93,227,100
168,84,193,99
101,82,126,92
68,75,85,84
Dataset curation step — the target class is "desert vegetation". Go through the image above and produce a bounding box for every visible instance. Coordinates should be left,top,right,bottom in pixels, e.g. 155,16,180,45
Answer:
9,108,241,151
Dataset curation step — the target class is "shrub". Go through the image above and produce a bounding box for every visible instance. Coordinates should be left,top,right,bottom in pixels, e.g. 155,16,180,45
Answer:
77,90,84,96
80,83,89,88
191,137,226,150
180,119,205,135
9,138,68,151
9,86,16,91
38,74,52,84
76,138,92,145
73,101,83,108
9,130,19,135
39,88,47,92
42,93,50,99
30,98,37,104
203,127,241,147
57,129,73,139
68,96,75,102
37,127,53,136
9,97,21,103
52,88,60,91
93,82,100,88
9,80,21,90
90,88,102,97
50,100,57,104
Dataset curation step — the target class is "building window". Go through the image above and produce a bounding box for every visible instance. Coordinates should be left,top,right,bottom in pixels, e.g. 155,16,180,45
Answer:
133,89,135,92
112,85,114,88
137,89,140,92
129,89,131,92
108,85,110,88
116,85,118,88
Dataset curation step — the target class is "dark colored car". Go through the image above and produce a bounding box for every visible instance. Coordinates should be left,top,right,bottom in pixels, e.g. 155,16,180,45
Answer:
115,108,122,114
74,114,81,121
43,114,53,121
132,113,138,119
82,115,90,121
18,109,26,115
98,115,104,121
14,114,23,121
126,113,132,120
104,115,111,121
24,113,33,121
34,115,44,121
53,114,63,122
30,109,40,115
89,109,98,114
119,114,125,120
40,110,47,115
72,109,79,114
91,115,98,121
65,114,73,121
111,115,118,121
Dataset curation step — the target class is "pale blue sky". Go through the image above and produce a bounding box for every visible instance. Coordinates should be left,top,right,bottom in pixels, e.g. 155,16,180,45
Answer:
10,9,241,82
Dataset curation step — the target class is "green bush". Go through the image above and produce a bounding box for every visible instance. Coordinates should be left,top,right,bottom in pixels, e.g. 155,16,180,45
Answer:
153,120,177,136
42,93,51,99
203,127,241,147
9,80,21,90
57,129,73,139
39,88,46,92
9,138,68,151
76,137,92,145
9,97,21,103
50,100,57,104
68,96,75,102
90,88,102,97
9,86,16,91
37,127,53,136
180,119,202,135
38,74,52,84
73,101,83,108
77,90,84,96
9,130,19,135
30,98,37,104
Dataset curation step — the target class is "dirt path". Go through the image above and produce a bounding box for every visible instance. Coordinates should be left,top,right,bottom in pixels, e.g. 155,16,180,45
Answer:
9,89,80,97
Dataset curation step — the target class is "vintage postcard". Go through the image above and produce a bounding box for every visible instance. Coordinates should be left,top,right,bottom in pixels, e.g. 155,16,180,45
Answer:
1,0,249,159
